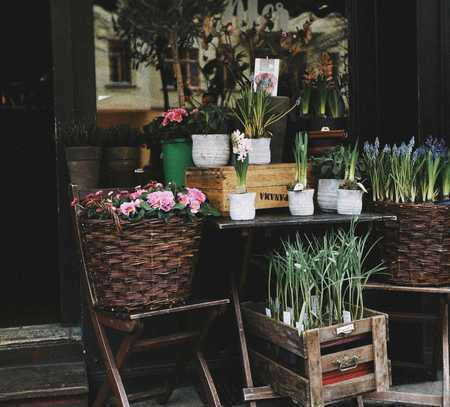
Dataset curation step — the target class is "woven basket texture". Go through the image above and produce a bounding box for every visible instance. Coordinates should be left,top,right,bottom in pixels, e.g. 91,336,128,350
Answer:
79,216,203,311
373,202,450,286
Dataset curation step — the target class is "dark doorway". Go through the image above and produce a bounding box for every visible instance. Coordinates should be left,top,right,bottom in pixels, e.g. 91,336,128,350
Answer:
0,0,59,327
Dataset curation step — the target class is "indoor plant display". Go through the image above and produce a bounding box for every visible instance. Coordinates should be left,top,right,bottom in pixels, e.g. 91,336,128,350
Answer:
144,108,193,186
312,145,346,212
101,124,143,187
363,136,450,286
241,222,390,405
337,143,366,215
72,181,219,310
288,131,314,216
233,83,297,164
190,104,230,167
59,121,102,188
228,130,255,220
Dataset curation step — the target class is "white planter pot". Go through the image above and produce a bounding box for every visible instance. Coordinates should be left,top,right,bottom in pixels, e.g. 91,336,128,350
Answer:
288,189,315,216
248,138,271,164
337,189,363,215
191,134,230,167
228,192,256,220
317,179,343,213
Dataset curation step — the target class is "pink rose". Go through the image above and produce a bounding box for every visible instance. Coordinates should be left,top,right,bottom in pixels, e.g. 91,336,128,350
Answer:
177,193,190,207
187,187,206,204
190,200,201,214
147,191,175,212
120,202,136,217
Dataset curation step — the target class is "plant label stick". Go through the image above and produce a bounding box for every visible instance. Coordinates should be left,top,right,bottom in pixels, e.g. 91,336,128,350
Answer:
283,310,292,326
343,310,352,323
265,307,272,318
296,321,305,335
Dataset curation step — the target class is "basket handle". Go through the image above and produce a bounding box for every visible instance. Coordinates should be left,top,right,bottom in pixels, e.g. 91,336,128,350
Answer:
335,355,360,372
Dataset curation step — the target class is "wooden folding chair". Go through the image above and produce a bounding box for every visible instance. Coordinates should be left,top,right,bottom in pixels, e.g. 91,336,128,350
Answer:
71,186,229,407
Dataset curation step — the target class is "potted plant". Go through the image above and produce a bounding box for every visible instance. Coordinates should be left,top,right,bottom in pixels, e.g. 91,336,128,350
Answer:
144,108,193,186
190,104,230,167
232,83,297,164
72,181,219,311
59,121,103,188
101,124,143,187
363,136,450,286
312,146,346,212
337,143,367,215
228,130,255,220
288,131,314,216
241,222,389,405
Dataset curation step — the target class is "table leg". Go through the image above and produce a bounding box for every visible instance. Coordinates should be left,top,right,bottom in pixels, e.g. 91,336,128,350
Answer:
442,295,449,407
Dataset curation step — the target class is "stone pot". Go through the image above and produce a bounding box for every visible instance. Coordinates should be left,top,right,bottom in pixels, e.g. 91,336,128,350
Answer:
288,189,315,216
191,134,230,167
337,189,363,215
248,138,271,165
228,192,256,220
317,179,343,213
65,146,102,188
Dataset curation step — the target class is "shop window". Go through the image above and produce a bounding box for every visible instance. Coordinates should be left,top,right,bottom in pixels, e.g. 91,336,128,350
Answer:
108,39,132,84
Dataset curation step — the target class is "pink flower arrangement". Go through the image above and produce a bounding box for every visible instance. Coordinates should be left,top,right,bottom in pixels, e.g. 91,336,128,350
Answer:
73,181,220,223
162,108,189,127
231,130,252,162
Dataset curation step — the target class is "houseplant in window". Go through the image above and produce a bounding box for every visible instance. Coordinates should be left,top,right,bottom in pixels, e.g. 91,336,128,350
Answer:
190,104,231,167
144,108,193,187
363,136,449,286
288,131,314,216
100,124,143,187
59,121,103,188
337,143,366,215
228,130,255,220
312,145,346,212
232,83,297,164
72,181,219,311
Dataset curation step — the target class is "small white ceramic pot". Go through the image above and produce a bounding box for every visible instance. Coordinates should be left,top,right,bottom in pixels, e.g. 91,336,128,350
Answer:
288,189,315,216
317,179,343,213
248,138,271,164
228,192,256,220
191,134,230,167
337,189,363,215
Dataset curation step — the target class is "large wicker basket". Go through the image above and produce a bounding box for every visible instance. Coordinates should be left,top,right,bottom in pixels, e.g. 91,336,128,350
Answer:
373,202,450,286
79,216,203,311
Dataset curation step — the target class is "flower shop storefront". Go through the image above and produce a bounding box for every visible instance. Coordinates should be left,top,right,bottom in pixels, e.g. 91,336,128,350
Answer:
1,1,450,407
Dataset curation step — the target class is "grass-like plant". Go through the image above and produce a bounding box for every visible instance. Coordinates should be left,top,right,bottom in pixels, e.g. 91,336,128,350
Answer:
443,155,450,199
291,131,309,190
233,83,297,139
267,221,384,330
340,143,366,192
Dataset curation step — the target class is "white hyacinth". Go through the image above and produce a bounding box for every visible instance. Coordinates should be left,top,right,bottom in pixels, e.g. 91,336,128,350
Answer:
231,130,252,162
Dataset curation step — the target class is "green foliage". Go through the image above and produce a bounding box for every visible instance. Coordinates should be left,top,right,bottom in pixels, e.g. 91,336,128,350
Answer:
311,146,346,180
267,221,385,329
189,104,230,134
292,132,309,188
100,125,144,147
57,121,103,147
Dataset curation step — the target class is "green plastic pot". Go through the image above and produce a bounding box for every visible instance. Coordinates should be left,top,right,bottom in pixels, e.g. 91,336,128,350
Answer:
161,138,193,187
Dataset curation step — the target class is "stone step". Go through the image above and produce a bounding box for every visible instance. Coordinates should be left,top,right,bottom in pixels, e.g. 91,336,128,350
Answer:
0,362,88,406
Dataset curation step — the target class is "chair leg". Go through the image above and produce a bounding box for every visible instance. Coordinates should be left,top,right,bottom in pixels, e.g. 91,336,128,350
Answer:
93,321,144,407
89,307,132,407
356,395,364,407
197,351,222,407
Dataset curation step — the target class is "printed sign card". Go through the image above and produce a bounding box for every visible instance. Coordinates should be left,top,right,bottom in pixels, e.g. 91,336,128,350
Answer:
254,58,280,96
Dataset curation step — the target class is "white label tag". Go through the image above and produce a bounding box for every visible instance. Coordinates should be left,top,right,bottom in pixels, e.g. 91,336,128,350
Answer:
343,310,352,323
296,321,304,335
336,323,355,336
283,310,292,326
265,307,272,318
311,296,319,316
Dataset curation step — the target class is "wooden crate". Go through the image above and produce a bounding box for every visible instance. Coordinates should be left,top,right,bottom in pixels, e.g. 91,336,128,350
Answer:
241,302,390,407
185,164,313,214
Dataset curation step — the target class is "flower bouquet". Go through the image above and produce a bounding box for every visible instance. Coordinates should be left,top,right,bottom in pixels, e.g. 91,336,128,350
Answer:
363,136,450,286
72,182,219,310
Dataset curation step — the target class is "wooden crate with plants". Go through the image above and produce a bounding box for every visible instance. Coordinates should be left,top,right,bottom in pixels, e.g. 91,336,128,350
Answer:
241,222,391,406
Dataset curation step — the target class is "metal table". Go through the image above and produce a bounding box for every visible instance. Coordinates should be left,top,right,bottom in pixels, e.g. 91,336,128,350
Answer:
210,212,397,406
363,283,450,407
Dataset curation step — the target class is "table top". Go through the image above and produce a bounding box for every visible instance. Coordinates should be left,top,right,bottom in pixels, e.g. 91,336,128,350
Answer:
364,282,450,295
211,212,397,230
